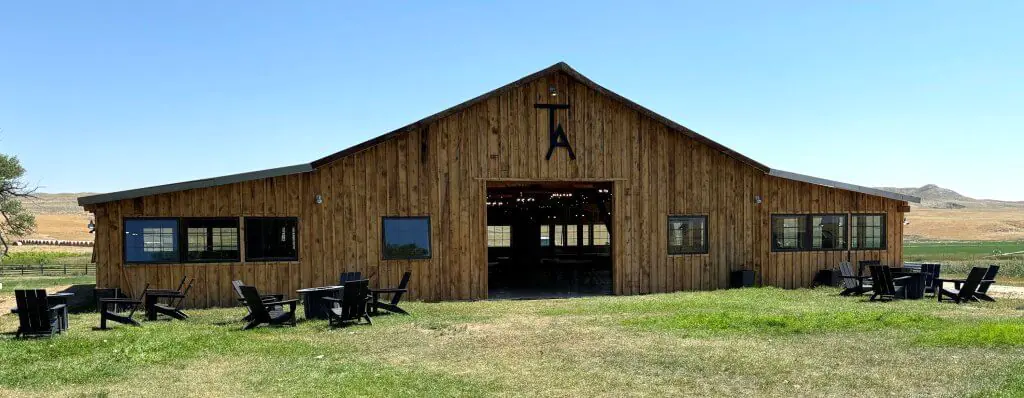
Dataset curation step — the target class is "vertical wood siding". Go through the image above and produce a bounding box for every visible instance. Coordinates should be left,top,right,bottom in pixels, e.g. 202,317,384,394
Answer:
88,71,908,307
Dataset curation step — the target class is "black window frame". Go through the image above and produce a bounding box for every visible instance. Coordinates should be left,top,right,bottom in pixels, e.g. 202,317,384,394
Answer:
123,218,182,264
771,214,809,252
381,216,432,260
850,213,887,251
182,217,241,263
667,215,709,255
809,214,848,251
244,217,300,262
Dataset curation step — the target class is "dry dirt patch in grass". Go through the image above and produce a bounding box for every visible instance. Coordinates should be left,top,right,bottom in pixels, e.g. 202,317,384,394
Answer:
987,284,1024,299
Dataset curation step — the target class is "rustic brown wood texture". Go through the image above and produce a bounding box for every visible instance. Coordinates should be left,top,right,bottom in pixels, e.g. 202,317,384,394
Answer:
88,70,907,307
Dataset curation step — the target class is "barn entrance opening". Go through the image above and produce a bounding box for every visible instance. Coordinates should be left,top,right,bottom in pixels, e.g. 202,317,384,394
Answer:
486,181,613,299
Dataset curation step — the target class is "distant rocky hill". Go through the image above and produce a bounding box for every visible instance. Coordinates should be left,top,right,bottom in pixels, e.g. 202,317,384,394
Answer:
878,185,1024,210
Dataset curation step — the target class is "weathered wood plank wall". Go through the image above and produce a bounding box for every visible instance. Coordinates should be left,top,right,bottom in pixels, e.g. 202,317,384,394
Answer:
88,70,907,307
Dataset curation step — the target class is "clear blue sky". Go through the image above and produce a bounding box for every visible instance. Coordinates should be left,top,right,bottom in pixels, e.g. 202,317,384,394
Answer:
2,1,1022,200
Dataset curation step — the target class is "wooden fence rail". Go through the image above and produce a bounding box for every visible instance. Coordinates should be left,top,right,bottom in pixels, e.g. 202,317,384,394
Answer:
0,263,96,276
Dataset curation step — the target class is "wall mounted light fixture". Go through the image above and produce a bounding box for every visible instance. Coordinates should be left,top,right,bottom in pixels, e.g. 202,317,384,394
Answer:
315,194,323,204
754,195,763,205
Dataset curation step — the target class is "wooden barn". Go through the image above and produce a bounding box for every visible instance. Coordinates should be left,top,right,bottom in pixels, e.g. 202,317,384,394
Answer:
79,62,920,308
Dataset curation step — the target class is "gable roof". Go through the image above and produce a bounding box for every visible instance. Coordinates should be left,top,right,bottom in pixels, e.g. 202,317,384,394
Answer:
311,62,770,171
78,62,920,206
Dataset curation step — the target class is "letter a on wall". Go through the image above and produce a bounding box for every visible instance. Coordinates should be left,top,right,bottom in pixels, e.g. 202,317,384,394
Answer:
535,104,576,160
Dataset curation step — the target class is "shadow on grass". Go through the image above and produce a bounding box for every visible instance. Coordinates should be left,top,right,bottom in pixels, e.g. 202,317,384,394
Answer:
58,284,100,314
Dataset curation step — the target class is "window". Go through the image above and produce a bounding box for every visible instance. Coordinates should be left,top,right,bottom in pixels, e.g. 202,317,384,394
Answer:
245,217,299,261
811,215,847,250
851,214,886,250
487,225,511,247
554,225,566,246
540,225,551,247
592,224,611,246
183,218,240,262
124,219,180,263
381,217,431,260
772,215,808,251
567,225,578,246
581,224,591,246
668,216,708,254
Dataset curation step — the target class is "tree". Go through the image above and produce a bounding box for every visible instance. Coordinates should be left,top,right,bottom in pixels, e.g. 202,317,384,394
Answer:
0,152,36,259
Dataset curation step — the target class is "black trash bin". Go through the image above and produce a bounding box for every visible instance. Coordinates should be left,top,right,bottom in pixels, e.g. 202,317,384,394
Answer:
812,269,841,287
730,270,755,288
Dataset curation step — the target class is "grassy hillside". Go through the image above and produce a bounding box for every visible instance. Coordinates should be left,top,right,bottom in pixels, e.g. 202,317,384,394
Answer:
15,193,93,241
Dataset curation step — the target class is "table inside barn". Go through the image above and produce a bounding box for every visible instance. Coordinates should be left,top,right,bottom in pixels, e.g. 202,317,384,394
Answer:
296,286,344,319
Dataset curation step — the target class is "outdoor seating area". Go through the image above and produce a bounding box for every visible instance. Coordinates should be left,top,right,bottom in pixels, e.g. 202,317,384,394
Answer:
6,271,415,338
7,261,1008,339
835,260,1002,304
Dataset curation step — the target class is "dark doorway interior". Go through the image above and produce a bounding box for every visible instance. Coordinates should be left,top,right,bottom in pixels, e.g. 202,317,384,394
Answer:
487,182,613,299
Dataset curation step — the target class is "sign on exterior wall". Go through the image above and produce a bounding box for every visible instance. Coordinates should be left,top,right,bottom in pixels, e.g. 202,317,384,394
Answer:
535,104,576,160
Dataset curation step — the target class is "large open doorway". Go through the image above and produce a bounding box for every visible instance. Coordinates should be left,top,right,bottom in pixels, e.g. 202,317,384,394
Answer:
486,181,614,299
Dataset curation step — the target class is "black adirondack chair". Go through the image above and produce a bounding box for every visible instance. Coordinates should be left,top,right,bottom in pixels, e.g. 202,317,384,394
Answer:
370,271,411,315
231,280,284,321
14,290,67,338
99,284,148,330
339,271,363,285
971,265,1000,302
920,263,942,296
231,280,284,304
238,285,298,330
323,279,372,327
838,262,872,296
869,265,909,302
152,281,192,320
937,267,989,304
172,276,188,293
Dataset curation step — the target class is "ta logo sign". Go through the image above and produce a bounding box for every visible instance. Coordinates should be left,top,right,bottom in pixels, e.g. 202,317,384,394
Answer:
534,104,576,160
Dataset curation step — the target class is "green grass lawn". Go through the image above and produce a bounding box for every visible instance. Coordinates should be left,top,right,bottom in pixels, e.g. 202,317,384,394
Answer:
2,250,93,266
904,240,1024,286
905,241,1024,261
2,288,1023,397
0,275,96,291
